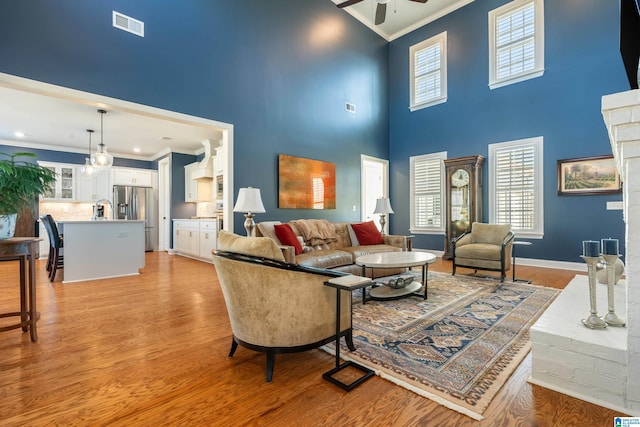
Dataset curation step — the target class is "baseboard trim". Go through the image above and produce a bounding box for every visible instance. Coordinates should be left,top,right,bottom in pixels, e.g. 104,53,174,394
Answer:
413,248,587,272
527,376,633,416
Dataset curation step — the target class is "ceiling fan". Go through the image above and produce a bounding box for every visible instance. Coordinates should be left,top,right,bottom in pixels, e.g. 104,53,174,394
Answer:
337,0,428,25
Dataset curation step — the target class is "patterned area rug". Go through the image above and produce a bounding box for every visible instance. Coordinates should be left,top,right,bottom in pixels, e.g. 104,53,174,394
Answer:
323,271,559,420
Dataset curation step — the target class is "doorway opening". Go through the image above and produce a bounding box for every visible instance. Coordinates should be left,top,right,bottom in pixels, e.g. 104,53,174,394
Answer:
361,155,389,233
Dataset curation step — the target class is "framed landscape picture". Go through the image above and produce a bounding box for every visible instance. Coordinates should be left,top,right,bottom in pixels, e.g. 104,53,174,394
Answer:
557,155,622,195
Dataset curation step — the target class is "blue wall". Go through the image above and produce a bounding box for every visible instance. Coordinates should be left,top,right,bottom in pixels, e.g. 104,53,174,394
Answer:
0,1,631,263
0,0,390,233
388,0,629,262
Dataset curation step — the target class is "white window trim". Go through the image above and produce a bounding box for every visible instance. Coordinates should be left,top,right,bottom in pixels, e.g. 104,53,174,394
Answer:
410,151,447,234
409,32,447,111
488,0,544,90
488,136,544,239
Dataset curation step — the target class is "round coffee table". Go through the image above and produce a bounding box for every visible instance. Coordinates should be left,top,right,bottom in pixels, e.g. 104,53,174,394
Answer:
355,251,437,301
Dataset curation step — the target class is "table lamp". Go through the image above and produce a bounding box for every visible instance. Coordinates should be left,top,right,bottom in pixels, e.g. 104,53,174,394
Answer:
373,197,394,234
233,187,266,236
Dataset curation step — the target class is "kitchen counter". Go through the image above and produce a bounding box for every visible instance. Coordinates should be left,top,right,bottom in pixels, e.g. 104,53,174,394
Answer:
58,220,145,283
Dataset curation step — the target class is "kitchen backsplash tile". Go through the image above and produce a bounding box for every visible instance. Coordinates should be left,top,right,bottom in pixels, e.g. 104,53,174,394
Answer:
40,202,98,221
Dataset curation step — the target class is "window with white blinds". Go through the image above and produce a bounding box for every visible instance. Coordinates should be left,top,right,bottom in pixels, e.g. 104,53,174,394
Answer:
410,32,447,111
489,0,544,90
489,137,543,238
410,152,446,233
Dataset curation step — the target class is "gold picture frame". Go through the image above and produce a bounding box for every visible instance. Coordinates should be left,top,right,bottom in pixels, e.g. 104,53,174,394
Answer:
557,155,621,195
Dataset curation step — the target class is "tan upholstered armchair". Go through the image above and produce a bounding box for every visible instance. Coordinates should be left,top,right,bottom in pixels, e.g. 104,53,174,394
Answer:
452,222,514,282
212,231,354,382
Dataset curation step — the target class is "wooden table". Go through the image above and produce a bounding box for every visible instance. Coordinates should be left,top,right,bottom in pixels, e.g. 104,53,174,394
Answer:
0,237,40,341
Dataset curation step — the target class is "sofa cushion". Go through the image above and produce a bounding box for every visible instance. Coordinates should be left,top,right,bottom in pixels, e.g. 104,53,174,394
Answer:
256,221,283,244
295,249,353,269
217,230,285,261
455,243,502,261
274,223,303,255
347,224,360,246
350,221,384,245
470,223,511,246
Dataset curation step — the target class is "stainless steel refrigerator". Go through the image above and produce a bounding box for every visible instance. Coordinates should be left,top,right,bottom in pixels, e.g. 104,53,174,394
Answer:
113,186,157,252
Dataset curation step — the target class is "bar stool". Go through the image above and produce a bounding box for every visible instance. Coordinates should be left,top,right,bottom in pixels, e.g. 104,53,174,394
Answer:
40,214,63,281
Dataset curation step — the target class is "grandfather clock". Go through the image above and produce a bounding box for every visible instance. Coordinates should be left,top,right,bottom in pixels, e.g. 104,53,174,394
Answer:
443,155,484,260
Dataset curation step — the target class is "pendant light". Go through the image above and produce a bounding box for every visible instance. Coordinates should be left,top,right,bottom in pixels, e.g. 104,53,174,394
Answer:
91,109,114,169
80,129,97,177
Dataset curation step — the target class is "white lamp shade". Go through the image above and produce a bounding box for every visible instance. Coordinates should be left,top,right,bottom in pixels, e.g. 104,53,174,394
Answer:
233,187,266,213
373,197,394,214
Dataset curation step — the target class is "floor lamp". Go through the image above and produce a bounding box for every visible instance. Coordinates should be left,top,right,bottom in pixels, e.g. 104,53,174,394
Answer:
373,197,394,234
233,187,266,236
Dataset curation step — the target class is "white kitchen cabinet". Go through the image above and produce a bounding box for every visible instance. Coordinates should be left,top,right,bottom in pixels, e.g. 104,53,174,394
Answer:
214,145,226,176
38,221,49,259
173,220,200,258
112,167,155,187
76,169,111,202
184,163,213,202
173,219,217,262
198,221,217,260
39,162,76,201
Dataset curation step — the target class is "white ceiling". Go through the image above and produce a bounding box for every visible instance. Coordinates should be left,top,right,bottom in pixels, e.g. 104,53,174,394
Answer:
0,2,472,160
332,0,474,41
0,83,225,161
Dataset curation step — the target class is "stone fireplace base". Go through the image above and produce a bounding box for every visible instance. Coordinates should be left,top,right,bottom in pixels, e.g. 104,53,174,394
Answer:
529,275,629,413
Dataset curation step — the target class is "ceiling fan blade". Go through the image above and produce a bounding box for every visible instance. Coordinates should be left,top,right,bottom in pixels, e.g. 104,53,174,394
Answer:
375,2,387,25
337,0,364,8
409,0,428,3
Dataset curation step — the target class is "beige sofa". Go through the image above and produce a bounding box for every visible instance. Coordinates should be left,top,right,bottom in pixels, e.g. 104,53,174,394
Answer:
256,219,409,277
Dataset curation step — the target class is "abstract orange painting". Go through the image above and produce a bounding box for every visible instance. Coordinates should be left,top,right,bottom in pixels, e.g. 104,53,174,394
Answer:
278,154,336,209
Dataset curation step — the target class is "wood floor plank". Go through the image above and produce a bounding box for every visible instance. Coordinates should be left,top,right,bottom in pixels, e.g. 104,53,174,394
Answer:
0,252,628,426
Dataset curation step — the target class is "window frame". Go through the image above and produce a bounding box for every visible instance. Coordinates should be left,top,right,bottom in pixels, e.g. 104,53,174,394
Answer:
488,0,544,90
410,151,447,234
488,136,544,239
409,32,447,111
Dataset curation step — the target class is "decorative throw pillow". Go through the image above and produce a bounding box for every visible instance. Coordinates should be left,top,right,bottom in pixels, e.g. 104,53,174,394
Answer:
347,224,360,246
274,223,303,255
350,221,384,245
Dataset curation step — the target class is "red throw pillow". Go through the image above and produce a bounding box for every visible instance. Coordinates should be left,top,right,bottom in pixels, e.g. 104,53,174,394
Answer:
351,221,384,245
274,223,303,255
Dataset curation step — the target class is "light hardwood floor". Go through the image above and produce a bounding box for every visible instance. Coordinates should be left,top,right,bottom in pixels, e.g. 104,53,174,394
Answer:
0,252,628,426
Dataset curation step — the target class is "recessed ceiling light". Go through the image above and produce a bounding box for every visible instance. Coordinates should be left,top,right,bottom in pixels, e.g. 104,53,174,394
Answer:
133,147,141,153
161,136,172,140
14,131,25,138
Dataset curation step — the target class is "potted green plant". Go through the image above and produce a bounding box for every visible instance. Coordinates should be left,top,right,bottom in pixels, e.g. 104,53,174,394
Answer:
0,152,57,239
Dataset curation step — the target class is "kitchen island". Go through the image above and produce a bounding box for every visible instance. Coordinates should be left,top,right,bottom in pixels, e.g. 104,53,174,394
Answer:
57,220,145,283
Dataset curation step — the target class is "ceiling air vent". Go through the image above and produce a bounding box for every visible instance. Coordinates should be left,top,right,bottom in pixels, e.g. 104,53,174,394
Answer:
113,11,144,37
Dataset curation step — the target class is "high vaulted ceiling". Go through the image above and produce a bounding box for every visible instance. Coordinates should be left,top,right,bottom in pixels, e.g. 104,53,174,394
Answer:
0,1,473,160
332,0,474,41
